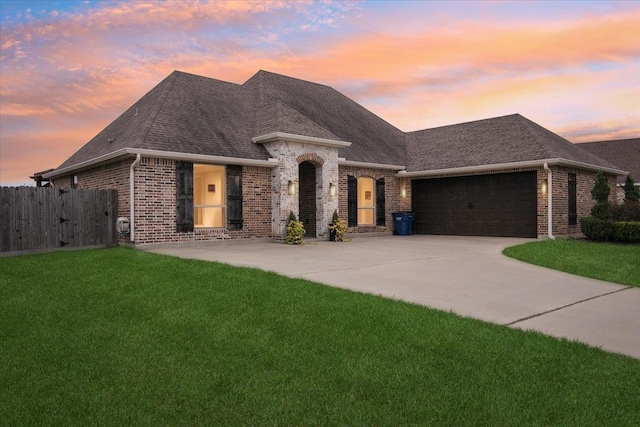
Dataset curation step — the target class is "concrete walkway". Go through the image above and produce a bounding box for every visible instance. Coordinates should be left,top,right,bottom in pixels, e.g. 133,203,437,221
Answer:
143,235,640,359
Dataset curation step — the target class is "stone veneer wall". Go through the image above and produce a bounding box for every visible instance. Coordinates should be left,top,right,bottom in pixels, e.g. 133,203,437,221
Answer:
338,166,410,234
259,141,340,240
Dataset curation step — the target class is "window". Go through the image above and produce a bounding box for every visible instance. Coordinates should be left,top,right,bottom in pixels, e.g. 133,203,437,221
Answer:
177,162,242,233
347,176,386,227
194,164,225,228
568,173,577,225
358,177,375,225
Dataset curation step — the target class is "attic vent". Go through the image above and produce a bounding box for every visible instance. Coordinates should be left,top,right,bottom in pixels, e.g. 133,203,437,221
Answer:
107,138,113,143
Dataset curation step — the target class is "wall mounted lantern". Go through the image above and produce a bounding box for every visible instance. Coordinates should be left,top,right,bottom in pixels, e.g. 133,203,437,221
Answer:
541,182,547,194
288,180,296,196
401,186,407,198
329,182,337,197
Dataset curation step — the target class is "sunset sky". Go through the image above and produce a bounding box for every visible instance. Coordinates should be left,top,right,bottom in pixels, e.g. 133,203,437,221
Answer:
1,0,638,186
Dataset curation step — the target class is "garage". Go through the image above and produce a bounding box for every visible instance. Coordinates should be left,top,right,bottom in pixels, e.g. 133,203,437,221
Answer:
412,171,537,238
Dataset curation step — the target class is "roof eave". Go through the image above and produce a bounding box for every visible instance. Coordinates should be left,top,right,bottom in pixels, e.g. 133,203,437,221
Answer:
252,132,352,148
338,158,406,171
399,158,628,178
43,148,278,179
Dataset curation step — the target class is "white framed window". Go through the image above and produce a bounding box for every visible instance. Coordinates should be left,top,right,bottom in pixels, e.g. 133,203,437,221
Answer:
194,164,225,228
357,177,375,225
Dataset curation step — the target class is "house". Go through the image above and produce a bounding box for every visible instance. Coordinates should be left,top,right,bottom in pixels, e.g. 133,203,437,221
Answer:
577,138,640,203
40,70,625,244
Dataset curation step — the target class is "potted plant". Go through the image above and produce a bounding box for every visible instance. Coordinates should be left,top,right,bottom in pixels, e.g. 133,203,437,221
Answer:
329,210,339,241
328,210,347,242
285,211,305,245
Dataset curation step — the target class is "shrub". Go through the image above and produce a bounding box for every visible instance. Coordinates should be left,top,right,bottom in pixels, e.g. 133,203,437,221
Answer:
580,217,614,242
623,175,640,202
612,221,640,243
591,171,610,203
285,211,305,245
590,202,612,221
611,202,640,222
328,216,347,242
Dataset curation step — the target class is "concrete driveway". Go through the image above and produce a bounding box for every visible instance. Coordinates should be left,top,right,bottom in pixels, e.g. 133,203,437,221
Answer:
144,235,640,359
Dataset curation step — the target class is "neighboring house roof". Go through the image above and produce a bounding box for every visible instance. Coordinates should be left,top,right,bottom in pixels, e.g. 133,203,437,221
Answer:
53,70,624,177
577,138,640,184
405,114,619,172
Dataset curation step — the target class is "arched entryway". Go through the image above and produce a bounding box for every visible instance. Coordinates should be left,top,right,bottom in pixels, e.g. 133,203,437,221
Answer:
299,161,319,237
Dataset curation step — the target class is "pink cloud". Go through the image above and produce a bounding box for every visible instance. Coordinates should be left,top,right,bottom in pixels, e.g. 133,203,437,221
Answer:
1,1,638,185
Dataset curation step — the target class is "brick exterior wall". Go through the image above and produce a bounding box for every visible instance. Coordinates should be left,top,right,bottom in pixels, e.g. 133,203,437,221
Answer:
543,166,617,237
338,166,410,234
55,157,272,244
51,156,619,243
133,157,272,244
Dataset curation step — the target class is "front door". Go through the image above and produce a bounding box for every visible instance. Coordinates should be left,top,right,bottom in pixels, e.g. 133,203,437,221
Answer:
299,161,317,237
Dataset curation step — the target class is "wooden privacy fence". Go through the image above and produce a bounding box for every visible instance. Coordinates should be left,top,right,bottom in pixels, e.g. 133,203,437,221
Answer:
1,187,118,253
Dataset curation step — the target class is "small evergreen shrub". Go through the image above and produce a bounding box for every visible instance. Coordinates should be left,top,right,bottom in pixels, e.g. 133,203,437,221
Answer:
328,215,348,242
612,221,640,243
611,202,640,222
285,211,305,245
580,217,614,242
591,171,610,203
590,202,612,221
623,175,640,202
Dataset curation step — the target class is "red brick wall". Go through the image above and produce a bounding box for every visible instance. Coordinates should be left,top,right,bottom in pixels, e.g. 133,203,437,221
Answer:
54,157,272,244
133,157,272,244
546,167,616,236
338,166,408,234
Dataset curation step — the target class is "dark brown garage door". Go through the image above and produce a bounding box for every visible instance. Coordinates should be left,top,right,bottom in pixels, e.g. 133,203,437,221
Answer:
412,171,537,238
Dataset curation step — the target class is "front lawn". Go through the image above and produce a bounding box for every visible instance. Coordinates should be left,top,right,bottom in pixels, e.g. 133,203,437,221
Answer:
503,239,640,287
1,248,639,425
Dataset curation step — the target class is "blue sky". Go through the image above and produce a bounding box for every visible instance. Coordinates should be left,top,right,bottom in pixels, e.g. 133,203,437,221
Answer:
1,0,638,185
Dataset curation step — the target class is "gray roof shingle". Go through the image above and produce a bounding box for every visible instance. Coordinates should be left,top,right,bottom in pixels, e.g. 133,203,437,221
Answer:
244,70,407,165
56,71,625,176
406,114,619,172
578,138,640,183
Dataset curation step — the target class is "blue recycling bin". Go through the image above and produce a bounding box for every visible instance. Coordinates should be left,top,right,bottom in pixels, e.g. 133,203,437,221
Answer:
393,212,415,236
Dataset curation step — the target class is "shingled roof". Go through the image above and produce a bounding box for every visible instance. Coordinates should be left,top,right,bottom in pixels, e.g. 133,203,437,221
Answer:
244,71,406,165
405,114,619,172
58,70,406,170
55,70,624,177
578,138,640,183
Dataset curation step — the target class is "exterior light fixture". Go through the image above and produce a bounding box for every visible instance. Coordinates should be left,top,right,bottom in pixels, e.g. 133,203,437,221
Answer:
329,182,337,197
401,187,407,198
541,182,547,194
288,180,296,195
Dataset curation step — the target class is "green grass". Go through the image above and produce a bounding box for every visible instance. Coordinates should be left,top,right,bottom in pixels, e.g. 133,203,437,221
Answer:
503,239,640,287
1,248,639,426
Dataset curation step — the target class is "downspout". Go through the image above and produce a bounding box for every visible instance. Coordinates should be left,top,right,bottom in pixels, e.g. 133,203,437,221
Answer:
543,163,555,240
129,153,141,242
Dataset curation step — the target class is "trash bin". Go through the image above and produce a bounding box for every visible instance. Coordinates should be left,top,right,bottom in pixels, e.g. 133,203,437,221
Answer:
393,212,415,236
